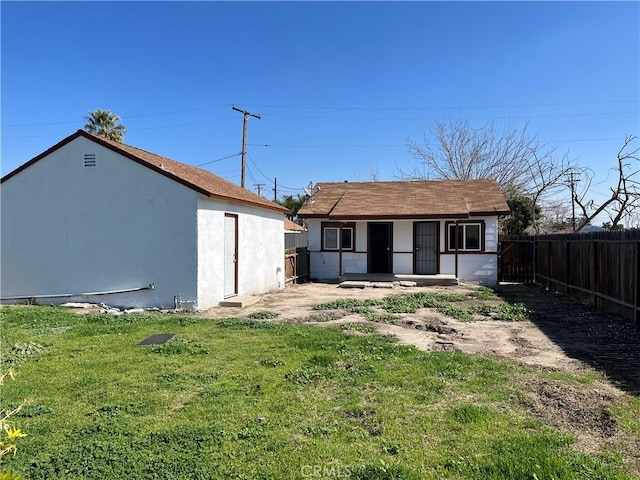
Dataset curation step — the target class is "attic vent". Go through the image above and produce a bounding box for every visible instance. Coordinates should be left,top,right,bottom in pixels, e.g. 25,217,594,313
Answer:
84,154,96,167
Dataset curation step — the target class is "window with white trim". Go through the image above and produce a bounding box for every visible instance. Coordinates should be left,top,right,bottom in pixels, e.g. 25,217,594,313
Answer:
447,222,482,251
322,223,354,251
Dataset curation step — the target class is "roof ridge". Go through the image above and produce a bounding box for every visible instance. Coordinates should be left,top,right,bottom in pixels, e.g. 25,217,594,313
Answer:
2,130,288,215
83,130,198,171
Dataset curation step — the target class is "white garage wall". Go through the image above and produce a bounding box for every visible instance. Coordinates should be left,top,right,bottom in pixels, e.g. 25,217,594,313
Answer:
1,136,199,309
197,197,284,309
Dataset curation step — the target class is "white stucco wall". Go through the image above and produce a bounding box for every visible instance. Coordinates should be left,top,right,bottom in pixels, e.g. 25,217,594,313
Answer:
196,197,284,309
306,217,500,282
1,136,198,308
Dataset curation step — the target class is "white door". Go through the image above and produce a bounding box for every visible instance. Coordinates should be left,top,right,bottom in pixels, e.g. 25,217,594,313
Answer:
224,214,238,297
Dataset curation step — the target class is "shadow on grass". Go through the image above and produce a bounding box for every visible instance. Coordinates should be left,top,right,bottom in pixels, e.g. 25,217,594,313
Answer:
495,283,640,396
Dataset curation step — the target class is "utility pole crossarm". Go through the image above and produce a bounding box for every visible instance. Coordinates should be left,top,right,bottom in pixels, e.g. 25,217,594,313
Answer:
232,105,261,188
232,105,261,120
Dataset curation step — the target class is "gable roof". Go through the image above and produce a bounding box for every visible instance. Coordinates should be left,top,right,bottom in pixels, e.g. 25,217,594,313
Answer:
297,179,510,219
1,130,289,214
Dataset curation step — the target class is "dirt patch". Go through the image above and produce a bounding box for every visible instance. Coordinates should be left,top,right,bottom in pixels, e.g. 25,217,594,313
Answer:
201,282,587,372
520,378,620,448
204,282,640,396
517,376,639,476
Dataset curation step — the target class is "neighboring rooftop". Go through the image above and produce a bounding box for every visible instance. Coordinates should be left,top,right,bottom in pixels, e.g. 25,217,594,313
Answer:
284,219,306,232
1,130,289,214
297,179,510,219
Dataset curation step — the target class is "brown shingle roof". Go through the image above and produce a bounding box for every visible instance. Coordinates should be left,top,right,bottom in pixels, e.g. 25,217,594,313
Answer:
297,180,510,219
1,130,289,214
284,219,306,231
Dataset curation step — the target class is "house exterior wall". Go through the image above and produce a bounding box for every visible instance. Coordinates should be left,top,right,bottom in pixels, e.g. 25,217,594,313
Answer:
196,197,285,310
1,136,198,308
306,216,500,283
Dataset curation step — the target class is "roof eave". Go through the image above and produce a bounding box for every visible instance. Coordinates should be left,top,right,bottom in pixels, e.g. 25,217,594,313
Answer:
206,193,290,214
299,209,510,219
299,213,475,220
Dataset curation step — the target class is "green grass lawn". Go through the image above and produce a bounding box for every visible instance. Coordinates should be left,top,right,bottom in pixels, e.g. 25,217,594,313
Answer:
1,305,638,479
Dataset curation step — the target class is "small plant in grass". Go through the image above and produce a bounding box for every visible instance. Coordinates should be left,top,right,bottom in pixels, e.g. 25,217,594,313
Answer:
147,337,209,355
302,423,336,437
469,285,500,300
314,299,398,323
237,417,268,440
436,305,475,322
214,318,281,330
258,359,285,367
448,403,490,425
492,303,532,321
341,323,376,334
474,304,495,317
285,365,331,385
247,310,279,320
381,441,404,456
314,298,381,311
2,343,46,367
350,460,420,480
1,370,27,480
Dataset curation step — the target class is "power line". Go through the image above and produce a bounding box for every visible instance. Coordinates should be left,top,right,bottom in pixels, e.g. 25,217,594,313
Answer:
3,104,233,128
240,99,638,111
246,152,305,193
256,110,637,122
196,152,241,167
247,152,272,183
4,99,636,128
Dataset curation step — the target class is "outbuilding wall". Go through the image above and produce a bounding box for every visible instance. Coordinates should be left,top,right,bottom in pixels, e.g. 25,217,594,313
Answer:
1,136,199,308
196,197,285,309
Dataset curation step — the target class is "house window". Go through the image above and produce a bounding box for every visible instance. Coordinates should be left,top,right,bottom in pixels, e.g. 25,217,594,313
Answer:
322,223,355,251
447,222,483,252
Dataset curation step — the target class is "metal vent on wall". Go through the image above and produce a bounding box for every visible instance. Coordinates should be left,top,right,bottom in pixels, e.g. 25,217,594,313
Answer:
84,154,96,167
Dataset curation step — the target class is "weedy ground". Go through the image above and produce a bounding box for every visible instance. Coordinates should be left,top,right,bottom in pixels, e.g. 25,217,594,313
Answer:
312,286,531,323
1,295,639,479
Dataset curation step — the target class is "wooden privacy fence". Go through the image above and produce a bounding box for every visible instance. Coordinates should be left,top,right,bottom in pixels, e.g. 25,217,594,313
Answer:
499,231,640,323
285,230,309,284
498,236,535,284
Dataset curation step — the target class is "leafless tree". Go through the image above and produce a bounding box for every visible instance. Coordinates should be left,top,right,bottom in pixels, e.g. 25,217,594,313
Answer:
404,119,572,231
538,200,572,233
354,164,380,182
573,136,640,230
405,120,570,192
526,150,572,233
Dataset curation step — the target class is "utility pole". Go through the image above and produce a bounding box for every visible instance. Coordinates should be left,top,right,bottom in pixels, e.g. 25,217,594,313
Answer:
254,183,265,196
273,177,277,201
232,105,261,188
566,170,580,231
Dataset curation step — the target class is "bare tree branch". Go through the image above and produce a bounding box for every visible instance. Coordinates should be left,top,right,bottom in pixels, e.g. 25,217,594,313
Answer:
404,119,572,233
574,136,640,229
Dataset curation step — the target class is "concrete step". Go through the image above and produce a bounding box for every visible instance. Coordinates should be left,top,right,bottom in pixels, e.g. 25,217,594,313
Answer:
218,296,260,308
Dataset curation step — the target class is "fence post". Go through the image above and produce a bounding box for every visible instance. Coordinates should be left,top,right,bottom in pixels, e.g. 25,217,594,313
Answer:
635,241,639,324
590,240,597,309
546,239,551,290
565,240,571,295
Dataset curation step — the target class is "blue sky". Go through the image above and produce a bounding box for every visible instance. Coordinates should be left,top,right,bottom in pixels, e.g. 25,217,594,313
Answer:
2,1,638,206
